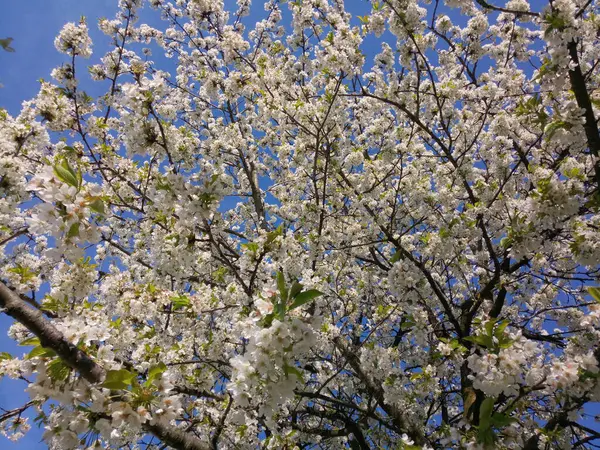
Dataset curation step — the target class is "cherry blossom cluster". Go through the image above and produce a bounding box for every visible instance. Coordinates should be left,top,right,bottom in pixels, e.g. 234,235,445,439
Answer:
1,0,600,448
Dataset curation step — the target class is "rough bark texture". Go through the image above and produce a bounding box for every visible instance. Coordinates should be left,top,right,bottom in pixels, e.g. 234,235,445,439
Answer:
568,40,600,188
0,281,106,383
0,281,209,450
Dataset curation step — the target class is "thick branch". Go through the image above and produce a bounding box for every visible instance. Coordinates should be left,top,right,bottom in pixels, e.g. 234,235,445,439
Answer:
0,281,209,450
568,40,600,189
474,0,539,17
0,228,28,247
144,422,209,450
0,400,36,425
0,281,105,384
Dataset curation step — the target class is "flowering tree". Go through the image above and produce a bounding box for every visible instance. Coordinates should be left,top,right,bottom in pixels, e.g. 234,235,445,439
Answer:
1,0,600,448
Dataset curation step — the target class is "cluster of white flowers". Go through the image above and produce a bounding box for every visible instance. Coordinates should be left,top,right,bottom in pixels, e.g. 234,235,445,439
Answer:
26,164,101,261
1,0,600,448
54,20,92,58
467,337,541,397
1,415,31,442
230,295,317,427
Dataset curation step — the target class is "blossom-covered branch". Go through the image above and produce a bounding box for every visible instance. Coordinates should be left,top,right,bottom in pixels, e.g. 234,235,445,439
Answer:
1,0,600,448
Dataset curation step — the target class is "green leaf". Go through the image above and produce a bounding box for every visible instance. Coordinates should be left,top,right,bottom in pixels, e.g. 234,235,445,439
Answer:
274,301,286,321
0,37,15,53
495,321,509,337
88,198,105,214
171,294,190,310
101,369,135,390
390,250,402,263
544,120,571,140
479,397,496,430
587,286,600,303
19,336,40,347
146,362,167,386
580,369,600,381
66,222,80,239
463,335,493,349
283,363,304,382
8,264,37,283
544,12,567,37
484,319,496,338
288,289,324,311
241,242,259,254
400,314,416,330
211,267,228,283
0,352,13,361
498,338,514,349
265,225,283,247
490,412,517,427
277,271,287,303
27,345,57,359
41,295,67,313
47,359,71,382
289,281,303,299
585,191,600,211
261,312,275,328
477,426,496,447
53,159,80,189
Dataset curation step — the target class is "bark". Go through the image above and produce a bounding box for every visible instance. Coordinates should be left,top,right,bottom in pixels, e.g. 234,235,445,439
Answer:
568,40,600,189
0,281,209,450
0,282,105,384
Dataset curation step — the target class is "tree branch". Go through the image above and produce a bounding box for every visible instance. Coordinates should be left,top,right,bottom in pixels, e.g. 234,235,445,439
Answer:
0,280,210,450
333,336,425,445
567,40,600,189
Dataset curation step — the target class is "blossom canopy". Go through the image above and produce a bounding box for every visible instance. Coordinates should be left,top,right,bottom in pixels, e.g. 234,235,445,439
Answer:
1,0,600,449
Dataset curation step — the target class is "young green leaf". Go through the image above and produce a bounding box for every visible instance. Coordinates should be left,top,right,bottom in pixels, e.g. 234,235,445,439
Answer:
19,336,41,347
88,198,105,215
490,412,517,427
265,225,283,247
53,159,80,189
146,362,167,386
283,363,304,382
544,120,570,140
587,286,600,303
289,281,303,299
277,271,288,303
288,289,323,311
27,345,57,359
495,321,509,338
389,251,402,263
274,301,286,321
66,222,80,239
47,359,71,382
479,396,496,430
171,294,191,310
101,369,135,390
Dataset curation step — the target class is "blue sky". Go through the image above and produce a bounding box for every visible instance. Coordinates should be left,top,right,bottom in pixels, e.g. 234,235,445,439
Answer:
0,3,119,447
0,0,117,116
